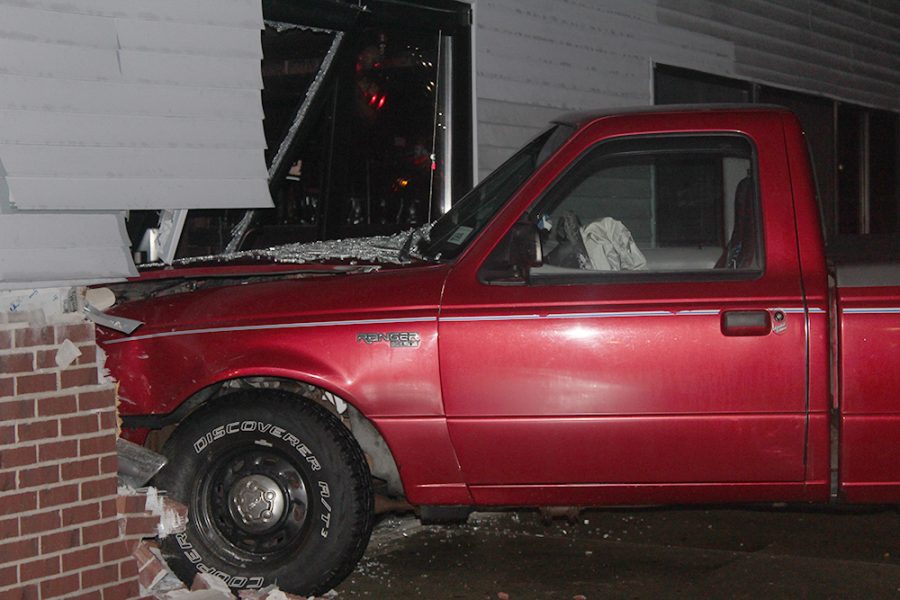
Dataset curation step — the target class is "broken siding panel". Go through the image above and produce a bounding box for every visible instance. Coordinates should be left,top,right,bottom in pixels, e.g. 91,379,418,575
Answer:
0,0,267,287
0,111,266,149
0,1,270,213
0,75,264,119
0,213,127,249
0,0,262,29
0,247,136,284
0,213,135,288
7,178,270,211
3,147,266,180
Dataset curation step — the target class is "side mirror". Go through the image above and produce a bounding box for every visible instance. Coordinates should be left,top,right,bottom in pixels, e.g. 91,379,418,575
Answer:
508,222,543,270
479,222,543,284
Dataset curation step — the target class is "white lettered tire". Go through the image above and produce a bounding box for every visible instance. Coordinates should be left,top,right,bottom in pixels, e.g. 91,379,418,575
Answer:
154,390,374,595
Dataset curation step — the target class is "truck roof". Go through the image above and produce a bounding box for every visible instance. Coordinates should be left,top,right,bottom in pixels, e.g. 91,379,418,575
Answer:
554,104,793,128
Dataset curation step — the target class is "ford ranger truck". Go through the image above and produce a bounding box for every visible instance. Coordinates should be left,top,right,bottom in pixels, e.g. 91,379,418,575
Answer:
96,105,900,595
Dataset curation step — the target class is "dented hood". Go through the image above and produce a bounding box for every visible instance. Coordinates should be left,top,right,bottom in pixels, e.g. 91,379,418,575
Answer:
97,260,451,345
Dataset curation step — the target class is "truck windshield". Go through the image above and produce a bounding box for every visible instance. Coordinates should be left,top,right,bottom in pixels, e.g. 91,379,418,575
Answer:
419,124,574,261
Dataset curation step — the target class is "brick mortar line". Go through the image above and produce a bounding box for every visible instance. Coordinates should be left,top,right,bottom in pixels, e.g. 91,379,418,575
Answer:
0,384,116,402
0,450,119,478
0,515,133,553
0,364,101,377
3,467,124,496
0,539,141,579
0,410,117,427
0,341,99,354
9,489,122,514
23,577,143,600
0,429,120,449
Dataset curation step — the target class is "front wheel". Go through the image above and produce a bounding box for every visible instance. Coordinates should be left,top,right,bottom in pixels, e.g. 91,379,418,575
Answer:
154,390,374,595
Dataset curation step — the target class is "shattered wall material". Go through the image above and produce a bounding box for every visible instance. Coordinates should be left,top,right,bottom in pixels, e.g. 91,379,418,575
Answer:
0,307,158,598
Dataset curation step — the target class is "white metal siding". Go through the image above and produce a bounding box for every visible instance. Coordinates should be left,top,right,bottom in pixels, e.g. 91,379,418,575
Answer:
0,213,135,287
657,0,900,111
474,0,899,178
0,0,269,289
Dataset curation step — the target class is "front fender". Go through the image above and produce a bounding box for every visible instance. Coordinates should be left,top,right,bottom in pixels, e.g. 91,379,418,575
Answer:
105,316,443,419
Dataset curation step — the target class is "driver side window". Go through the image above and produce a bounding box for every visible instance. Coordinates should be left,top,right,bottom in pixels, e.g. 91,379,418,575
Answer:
531,135,762,280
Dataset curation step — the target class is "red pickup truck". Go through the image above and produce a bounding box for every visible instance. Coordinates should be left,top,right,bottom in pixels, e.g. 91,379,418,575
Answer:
99,105,900,595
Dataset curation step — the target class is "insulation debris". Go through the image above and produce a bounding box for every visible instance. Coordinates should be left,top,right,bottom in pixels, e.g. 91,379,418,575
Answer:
180,224,432,268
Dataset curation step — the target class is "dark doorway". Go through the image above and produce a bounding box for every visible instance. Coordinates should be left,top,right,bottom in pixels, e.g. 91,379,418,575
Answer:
173,0,473,258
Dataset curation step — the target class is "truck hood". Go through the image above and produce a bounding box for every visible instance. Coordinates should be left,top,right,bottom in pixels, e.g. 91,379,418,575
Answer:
97,260,451,345
168,225,431,270
103,226,436,304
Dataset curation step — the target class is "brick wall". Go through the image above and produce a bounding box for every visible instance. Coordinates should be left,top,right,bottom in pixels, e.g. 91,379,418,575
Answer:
0,309,157,599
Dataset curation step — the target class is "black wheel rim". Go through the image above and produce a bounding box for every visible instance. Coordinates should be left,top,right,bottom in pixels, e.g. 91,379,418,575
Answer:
194,441,311,565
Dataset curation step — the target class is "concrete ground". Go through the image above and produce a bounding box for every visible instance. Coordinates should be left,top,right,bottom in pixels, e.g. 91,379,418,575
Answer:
336,505,900,599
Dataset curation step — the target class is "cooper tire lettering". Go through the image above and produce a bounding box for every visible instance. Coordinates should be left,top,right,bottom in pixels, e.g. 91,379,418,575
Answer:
157,390,373,596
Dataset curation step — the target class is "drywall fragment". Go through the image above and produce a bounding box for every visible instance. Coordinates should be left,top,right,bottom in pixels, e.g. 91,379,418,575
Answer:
55,338,82,368
144,486,188,539
85,286,116,310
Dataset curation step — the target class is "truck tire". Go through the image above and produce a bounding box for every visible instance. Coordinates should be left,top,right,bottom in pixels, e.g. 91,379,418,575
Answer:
153,390,374,595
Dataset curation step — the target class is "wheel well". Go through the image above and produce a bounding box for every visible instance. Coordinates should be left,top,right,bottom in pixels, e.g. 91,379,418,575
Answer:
153,376,406,498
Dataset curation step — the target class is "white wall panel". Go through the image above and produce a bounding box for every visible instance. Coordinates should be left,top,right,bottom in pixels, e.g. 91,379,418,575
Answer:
0,4,116,47
0,0,262,28
0,213,135,289
475,0,899,178
115,20,263,59
0,0,268,288
7,178,270,211
0,75,264,119
655,0,900,109
3,147,266,182
118,52,263,89
0,111,266,149
0,38,121,79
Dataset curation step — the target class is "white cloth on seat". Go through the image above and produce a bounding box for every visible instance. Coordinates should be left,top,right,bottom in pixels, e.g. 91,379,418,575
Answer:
580,217,647,271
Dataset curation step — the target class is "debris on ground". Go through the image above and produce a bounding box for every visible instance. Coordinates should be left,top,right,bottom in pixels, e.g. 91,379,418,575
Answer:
134,539,338,600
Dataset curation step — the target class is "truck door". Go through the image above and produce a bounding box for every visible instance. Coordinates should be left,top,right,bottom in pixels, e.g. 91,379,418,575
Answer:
438,118,809,504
